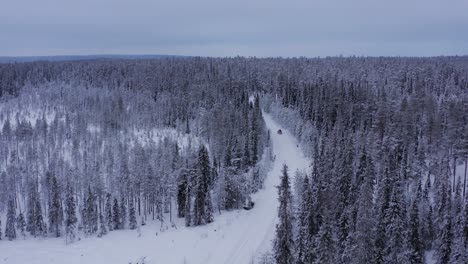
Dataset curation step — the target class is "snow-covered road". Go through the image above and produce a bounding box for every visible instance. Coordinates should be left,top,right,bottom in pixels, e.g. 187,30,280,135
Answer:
0,112,310,264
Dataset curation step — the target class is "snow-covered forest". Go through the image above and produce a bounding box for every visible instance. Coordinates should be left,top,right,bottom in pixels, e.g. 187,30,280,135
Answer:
0,56,468,264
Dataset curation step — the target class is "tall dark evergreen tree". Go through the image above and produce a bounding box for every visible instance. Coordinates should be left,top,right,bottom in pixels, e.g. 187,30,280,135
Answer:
312,218,335,264
113,198,120,230
383,184,409,264
185,179,192,227
65,185,77,244
437,214,453,264
98,212,107,237
16,212,26,239
84,186,98,235
129,198,137,230
274,164,294,264
26,181,45,237
120,197,126,229
437,184,453,264
295,175,314,264
48,176,62,237
177,170,188,218
5,198,17,240
34,197,46,237
105,193,113,231
408,200,423,264
193,145,213,226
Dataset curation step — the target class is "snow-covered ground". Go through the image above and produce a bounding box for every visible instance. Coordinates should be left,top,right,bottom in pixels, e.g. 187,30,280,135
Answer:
0,112,310,264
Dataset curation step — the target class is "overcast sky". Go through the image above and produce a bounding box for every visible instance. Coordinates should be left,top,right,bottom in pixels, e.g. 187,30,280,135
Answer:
2,0,468,57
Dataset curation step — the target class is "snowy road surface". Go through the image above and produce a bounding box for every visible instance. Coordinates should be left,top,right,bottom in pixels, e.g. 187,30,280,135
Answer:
0,112,310,264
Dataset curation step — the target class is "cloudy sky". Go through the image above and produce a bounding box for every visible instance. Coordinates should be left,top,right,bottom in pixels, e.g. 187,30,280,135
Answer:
2,0,468,57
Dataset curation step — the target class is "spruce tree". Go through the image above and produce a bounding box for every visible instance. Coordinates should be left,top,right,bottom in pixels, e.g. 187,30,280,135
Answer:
384,185,409,264
85,186,98,234
34,198,46,237
16,212,26,239
463,197,468,248
205,190,214,224
437,214,453,264
98,212,107,237
408,200,423,264
295,176,313,264
448,181,465,263
65,185,77,244
105,193,113,231
129,198,137,230
348,151,375,264
120,197,126,229
437,185,453,264
177,171,188,218
5,198,17,240
185,182,192,227
26,181,40,236
194,145,212,226
48,176,62,237
426,205,435,249
313,219,335,264
113,198,120,230
273,164,294,264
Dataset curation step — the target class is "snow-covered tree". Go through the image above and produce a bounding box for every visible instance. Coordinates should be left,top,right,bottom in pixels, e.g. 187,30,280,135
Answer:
113,198,120,230
65,184,77,244
16,212,26,239
193,145,213,226
105,193,113,231
5,199,17,240
274,164,294,264
129,199,137,230
48,175,62,237
120,197,127,229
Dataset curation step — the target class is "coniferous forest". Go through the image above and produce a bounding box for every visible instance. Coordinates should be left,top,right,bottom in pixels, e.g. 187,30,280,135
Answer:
0,56,468,264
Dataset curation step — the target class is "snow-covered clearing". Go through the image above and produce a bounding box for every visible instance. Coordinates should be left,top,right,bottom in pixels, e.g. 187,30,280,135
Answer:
0,112,310,264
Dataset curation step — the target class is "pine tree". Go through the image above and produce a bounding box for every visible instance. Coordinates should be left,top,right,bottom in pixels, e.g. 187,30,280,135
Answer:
194,145,212,226
437,184,453,264
185,181,192,227
98,212,107,237
205,190,214,224
16,212,26,239
408,200,423,264
449,184,465,263
313,219,335,264
274,164,294,264
65,185,77,244
463,197,468,248
129,198,137,230
26,181,43,237
113,198,120,230
348,150,375,264
5,198,17,240
295,176,314,264
120,197,126,229
34,198,46,237
426,205,435,249
105,193,113,231
437,214,453,264
177,170,188,218
383,185,409,264
83,186,98,235
48,176,62,237
374,167,393,264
